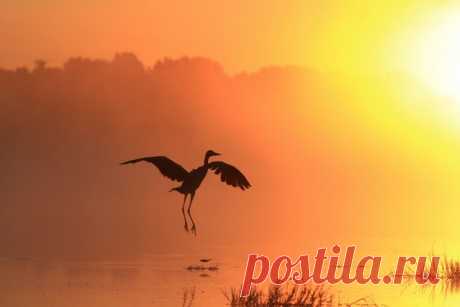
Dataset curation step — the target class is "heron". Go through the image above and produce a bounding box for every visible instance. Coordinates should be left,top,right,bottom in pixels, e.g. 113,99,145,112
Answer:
120,150,251,235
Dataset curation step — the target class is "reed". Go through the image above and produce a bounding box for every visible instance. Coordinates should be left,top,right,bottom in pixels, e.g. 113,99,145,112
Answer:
223,284,334,307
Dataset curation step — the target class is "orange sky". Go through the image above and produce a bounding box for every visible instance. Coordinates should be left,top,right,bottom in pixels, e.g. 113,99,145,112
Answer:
2,0,458,73
3,0,460,255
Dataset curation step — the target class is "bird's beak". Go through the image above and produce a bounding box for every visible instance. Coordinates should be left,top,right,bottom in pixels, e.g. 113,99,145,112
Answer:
214,152,221,156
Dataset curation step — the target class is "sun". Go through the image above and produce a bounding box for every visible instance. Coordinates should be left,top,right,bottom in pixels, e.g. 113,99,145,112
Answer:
409,15,460,99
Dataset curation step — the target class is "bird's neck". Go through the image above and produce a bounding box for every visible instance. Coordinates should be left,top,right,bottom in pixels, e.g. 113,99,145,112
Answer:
204,155,210,166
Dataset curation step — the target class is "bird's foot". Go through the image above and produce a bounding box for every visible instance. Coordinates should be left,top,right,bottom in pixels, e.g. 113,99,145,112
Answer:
190,225,197,236
184,223,189,232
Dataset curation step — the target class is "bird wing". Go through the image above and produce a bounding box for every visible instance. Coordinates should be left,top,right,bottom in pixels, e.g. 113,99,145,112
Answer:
121,156,188,182
207,161,251,190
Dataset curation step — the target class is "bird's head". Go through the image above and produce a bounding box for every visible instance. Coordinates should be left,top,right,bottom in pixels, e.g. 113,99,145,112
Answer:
204,150,221,164
206,150,221,157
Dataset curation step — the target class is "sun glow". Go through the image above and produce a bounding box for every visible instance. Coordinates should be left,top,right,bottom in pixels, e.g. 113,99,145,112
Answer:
409,15,460,99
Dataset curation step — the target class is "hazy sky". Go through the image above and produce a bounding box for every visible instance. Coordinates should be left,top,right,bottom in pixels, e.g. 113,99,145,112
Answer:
2,0,458,73
3,1,460,263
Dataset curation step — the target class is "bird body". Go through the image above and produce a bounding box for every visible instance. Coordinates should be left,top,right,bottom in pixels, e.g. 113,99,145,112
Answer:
121,150,250,235
170,165,208,195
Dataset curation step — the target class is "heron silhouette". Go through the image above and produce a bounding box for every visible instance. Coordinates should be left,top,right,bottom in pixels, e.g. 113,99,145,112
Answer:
121,150,251,235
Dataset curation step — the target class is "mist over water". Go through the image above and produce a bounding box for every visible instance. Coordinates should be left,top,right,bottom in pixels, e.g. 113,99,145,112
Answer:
1,53,460,306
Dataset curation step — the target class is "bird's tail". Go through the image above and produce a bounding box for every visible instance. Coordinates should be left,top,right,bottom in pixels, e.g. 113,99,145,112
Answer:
169,187,184,194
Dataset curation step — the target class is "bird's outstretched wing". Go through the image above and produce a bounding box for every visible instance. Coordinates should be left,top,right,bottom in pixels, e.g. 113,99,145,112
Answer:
121,156,188,182
207,161,251,190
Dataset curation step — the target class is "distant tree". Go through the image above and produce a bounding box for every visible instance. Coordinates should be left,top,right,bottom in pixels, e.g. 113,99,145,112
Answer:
15,66,30,75
63,57,110,76
112,52,144,76
33,59,47,72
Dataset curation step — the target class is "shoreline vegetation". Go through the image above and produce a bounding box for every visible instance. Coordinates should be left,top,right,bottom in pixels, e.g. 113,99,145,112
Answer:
223,284,384,307
226,255,460,306
401,256,460,294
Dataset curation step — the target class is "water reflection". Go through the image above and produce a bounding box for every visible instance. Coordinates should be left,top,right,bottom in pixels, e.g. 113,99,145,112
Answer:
182,286,196,307
0,252,460,306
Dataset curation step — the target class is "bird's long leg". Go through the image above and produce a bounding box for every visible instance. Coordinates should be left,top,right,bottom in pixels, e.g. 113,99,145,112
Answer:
182,194,189,232
188,192,197,236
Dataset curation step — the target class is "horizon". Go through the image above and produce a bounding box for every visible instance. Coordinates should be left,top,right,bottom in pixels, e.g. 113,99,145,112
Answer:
2,0,458,75
0,52,429,81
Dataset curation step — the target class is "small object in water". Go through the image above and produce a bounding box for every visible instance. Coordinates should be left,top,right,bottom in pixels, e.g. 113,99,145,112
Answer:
186,265,206,271
199,273,210,278
186,264,219,271
200,258,212,263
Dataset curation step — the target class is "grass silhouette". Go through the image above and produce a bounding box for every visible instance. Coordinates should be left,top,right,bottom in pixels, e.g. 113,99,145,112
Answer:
223,284,333,307
440,257,460,293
